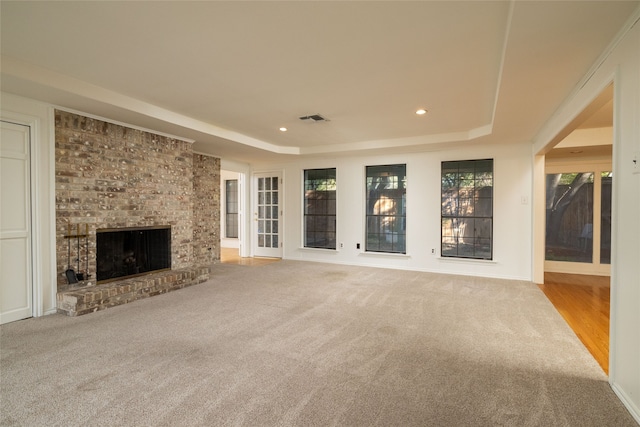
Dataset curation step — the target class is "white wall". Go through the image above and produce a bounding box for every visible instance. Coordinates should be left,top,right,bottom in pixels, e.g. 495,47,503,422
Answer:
1,92,56,316
258,141,533,281
533,15,640,422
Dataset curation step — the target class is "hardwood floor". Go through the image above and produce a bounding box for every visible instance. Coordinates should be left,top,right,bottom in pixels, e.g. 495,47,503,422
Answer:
220,247,281,267
538,272,610,374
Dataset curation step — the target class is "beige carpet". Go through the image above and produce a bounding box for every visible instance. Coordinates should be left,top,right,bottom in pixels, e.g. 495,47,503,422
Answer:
1,261,636,426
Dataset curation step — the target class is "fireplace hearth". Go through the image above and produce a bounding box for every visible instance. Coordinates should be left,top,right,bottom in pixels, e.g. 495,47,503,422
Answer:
96,226,171,283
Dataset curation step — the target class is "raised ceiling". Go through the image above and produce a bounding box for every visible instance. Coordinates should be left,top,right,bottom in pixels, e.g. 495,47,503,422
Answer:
1,1,638,163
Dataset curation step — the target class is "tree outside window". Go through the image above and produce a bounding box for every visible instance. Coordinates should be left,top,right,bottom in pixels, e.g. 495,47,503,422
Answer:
366,164,406,254
441,159,493,260
304,168,336,249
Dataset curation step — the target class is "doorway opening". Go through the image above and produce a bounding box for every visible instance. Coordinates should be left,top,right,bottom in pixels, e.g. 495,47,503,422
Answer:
538,83,613,374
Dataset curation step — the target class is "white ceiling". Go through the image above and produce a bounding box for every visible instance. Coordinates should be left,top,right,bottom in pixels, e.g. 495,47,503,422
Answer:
1,1,638,163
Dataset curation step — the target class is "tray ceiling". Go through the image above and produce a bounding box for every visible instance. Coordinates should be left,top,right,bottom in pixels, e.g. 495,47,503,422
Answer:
1,1,637,162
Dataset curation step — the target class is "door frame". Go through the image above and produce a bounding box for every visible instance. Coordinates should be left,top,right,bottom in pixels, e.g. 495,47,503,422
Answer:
0,114,38,321
2,98,70,319
251,170,283,258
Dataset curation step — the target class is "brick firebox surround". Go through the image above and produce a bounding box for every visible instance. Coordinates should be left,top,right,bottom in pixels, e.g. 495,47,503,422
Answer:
55,110,220,314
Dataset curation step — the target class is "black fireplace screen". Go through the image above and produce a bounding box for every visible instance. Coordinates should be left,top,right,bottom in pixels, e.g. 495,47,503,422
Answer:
96,226,171,282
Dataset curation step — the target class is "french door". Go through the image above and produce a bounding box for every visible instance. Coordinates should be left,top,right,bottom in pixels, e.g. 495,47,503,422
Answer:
253,172,282,258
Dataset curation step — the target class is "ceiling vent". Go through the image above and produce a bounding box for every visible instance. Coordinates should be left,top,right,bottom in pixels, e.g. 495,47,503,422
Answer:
299,114,328,122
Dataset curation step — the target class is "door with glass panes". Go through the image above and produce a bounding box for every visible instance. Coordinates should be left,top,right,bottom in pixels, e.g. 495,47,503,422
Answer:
253,173,282,257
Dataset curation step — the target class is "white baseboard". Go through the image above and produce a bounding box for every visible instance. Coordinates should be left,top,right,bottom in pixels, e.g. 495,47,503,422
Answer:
611,382,640,424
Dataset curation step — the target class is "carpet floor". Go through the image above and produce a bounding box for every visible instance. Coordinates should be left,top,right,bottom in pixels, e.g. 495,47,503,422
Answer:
1,261,636,426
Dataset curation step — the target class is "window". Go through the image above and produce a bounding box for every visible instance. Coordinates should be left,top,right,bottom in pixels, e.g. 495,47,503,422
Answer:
544,170,612,266
225,179,238,238
441,159,493,259
545,172,594,263
304,168,336,249
600,171,612,264
366,164,406,253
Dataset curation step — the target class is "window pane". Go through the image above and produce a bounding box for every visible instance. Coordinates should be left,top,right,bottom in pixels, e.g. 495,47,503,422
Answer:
475,218,492,239
303,168,337,249
225,179,239,238
366,164,406,254
441,159,493,260
600,172,612,264
442,243,457,257
545,172,594,263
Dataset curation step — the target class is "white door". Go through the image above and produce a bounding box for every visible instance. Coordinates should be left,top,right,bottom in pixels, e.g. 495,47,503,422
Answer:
253,173,282,258
0,120,32,324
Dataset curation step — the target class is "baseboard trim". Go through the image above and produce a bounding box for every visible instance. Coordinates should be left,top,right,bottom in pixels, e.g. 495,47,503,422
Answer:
611,382,640,424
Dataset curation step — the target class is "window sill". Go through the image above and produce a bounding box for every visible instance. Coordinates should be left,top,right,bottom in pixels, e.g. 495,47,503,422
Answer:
358,251,411,259
437,256,496,264
298,247,339,254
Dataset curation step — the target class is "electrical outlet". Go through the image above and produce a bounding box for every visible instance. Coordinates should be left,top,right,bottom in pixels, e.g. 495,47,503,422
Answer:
356,243,361,249
340,242,344,248
431,248,435,254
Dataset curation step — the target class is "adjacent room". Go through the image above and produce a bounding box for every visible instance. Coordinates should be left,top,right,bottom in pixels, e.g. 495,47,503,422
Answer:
1,1,639,425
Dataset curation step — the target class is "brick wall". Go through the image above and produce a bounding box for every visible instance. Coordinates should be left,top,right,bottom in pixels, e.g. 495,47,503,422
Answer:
54,110,219,288
193,154,221,266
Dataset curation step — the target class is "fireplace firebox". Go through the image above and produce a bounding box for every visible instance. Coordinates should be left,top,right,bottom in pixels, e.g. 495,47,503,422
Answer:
96,226,171,283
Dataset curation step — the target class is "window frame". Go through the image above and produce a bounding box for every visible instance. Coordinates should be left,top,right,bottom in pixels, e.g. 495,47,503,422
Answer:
303,168,337,250
544,160,612,276
225,179,239,239
364,164,407,254
441,159,493,260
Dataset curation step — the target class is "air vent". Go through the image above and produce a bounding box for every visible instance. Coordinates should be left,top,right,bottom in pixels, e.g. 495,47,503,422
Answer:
299,114,328,122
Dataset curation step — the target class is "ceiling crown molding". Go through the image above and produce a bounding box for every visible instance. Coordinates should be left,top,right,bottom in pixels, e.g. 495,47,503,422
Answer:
1,56,299,155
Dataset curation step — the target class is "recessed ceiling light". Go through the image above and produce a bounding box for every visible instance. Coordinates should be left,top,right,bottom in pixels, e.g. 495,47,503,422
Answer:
279,127,288,132
416,109,428,115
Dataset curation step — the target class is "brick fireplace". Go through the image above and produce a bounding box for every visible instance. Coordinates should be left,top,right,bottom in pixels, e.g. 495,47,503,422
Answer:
54,110,220,315
96,225,171,282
